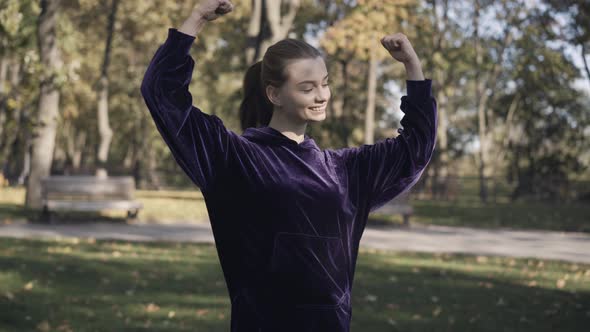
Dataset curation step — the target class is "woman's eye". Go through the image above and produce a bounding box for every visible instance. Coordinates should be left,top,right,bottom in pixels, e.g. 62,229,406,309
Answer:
303,83,329,93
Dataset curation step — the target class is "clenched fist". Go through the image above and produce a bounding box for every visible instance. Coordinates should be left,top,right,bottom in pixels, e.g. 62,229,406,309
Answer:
380,33,419,65
194,0,234,21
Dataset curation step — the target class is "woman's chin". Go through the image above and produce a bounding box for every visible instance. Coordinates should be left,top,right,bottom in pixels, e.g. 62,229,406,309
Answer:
308,114,326,122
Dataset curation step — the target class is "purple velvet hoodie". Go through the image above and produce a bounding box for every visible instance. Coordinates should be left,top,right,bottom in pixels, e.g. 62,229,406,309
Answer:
140,28,437,332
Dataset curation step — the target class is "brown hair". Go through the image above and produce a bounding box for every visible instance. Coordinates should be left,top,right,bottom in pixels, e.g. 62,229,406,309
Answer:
239,38,324,131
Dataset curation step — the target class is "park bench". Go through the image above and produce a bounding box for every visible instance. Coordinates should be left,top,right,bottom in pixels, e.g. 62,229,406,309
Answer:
40,175,143,223
375,191,414,226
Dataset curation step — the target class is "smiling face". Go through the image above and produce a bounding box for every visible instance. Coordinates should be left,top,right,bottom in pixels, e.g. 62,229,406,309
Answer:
266,56,331,125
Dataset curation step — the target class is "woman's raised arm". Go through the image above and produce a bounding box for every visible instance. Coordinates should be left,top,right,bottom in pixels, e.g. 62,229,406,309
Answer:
140,1,234,193
327,33,437,213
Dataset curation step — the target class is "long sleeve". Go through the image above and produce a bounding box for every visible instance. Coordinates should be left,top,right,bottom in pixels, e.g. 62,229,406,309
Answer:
140,28,231,193
330,79,438,213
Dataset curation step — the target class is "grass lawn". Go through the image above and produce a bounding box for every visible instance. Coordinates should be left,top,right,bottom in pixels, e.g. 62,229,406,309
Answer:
0,237,588,331
370,199,590,233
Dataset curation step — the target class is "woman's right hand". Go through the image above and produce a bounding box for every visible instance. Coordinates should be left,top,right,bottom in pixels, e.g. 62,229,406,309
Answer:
193,0,234,21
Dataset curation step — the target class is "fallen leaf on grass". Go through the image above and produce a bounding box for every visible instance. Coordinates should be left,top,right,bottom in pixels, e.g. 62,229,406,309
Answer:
36,320,50,332
145,303,160,313
432,306,442,317
196,309,209,317
386,303,399,310
24,281,35,291
56,321,73,332
364,294,377,302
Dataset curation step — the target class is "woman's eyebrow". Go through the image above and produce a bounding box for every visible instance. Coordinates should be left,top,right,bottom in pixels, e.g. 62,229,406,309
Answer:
297,74,329,85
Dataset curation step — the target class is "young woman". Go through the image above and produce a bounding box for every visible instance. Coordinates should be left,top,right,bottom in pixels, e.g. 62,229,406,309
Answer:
140,0,437,330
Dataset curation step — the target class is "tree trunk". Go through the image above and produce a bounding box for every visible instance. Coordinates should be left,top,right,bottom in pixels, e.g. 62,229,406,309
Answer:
246,0,300,64
25,0,63,209
95,0,119,178
364,37,378,144
18,133,32,186
581,41,590,88
473,0,489,204
64,121,86,173
245,0,264,64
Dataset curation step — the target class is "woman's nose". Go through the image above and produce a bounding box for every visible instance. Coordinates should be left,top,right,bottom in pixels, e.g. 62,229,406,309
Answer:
317,90,329,102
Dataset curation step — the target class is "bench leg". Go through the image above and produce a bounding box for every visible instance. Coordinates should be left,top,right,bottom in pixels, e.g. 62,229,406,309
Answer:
40,207,56,224
126,210,139,222
402,214,410,227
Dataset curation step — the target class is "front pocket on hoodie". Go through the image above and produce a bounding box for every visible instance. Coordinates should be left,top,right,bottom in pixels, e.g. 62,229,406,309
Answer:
269,232,349,308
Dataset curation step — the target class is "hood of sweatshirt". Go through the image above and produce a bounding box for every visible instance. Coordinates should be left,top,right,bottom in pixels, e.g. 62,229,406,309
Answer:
242,126,320,151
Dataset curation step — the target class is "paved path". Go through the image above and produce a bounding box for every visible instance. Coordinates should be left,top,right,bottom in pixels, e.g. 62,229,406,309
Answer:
1,220,589,264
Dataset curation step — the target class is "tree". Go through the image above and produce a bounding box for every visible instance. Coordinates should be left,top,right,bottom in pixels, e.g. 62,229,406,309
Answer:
95,0,120,178
25,0,63,208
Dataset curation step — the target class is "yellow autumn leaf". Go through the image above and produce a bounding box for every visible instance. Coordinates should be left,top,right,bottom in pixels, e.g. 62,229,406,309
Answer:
36,320,50,332
24,281,34,290
432,306,442,317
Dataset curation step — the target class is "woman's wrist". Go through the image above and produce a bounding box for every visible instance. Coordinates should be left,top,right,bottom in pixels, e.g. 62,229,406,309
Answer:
404,59,424,80
178,13,208,37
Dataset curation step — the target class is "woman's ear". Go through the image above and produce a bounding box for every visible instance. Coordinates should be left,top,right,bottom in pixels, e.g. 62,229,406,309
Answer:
266,85,282,107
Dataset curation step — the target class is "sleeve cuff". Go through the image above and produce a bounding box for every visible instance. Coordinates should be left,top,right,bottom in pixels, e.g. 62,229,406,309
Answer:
406,79,433,101
164,28,196,57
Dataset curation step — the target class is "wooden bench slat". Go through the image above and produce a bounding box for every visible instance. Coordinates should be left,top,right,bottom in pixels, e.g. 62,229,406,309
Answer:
44,200,143,211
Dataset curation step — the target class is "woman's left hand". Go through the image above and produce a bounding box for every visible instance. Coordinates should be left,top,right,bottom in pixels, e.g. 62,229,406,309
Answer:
381,33,420,65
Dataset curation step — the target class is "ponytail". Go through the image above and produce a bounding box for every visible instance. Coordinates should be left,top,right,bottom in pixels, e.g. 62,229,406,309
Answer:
239,60,274,131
